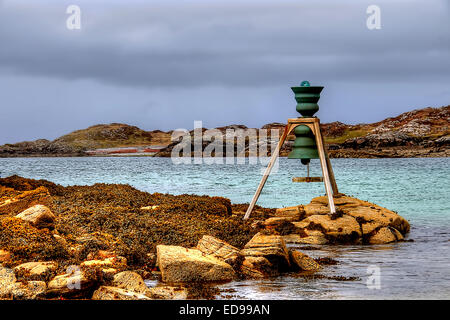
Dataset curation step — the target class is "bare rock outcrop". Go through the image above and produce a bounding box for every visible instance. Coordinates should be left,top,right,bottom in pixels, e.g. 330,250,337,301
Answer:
267,195,410,245
156,245,236,283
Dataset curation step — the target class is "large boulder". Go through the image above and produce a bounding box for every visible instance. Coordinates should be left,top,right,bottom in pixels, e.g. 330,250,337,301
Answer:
156,245,236,283
289,250,320,272
92,286,152,300
16,205,56,229
112,271,148,294
241,233,290,271
275,195,410,245
308,195,410,234
196,235,241,265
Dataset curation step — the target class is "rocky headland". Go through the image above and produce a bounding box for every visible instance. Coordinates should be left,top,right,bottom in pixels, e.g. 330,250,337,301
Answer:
0,176,410,300
0,106,448,158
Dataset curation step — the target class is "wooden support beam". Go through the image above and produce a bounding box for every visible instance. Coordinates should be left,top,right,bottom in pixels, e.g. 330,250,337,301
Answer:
292,177,323,183
243,123,292,220
313,120,336,214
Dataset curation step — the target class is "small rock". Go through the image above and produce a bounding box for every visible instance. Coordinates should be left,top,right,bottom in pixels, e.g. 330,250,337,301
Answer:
101,268,118,278
16,204,56,229
81,256,127,271
140,205,159,211
11,281,46,300
147,286,188,300
0,266,16,298
92,286,152,300
0,249,11,264
156,245,236,283
241,233,290,271
97,250,116,260
81,259,113,268
112,271,148,294
14,261,58,280
369,227,403,244
240,256,274,279
289,250,320,272
47,269,95,297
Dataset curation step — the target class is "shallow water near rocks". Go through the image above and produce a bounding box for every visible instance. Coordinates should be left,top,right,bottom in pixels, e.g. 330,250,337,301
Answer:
1,157,449,299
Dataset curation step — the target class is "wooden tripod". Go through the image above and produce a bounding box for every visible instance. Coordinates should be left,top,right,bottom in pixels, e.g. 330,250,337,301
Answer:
243,117,339,220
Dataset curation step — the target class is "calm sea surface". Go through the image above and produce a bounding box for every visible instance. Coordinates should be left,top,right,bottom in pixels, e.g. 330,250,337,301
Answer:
1,157,449,299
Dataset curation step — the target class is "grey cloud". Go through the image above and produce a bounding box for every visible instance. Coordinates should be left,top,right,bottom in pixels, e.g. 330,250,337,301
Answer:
0,0,449,145
0,0,449,88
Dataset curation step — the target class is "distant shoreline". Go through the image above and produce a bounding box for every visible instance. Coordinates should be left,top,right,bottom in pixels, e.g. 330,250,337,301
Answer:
1,106,448,159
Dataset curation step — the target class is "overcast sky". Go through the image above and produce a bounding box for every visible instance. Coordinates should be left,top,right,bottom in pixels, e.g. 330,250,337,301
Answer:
0,0,449,144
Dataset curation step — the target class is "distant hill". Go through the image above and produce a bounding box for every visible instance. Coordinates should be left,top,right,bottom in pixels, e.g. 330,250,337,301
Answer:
0,106,448,158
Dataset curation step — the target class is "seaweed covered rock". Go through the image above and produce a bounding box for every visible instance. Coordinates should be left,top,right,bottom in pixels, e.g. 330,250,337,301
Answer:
14,261,58,281
241,233,290,271
0,186,53,216
0,175,64,196
0,217,68,265
10,281,47,300
156,245,236,283
0,266,16,299
16,205,56,230
0,249,11,263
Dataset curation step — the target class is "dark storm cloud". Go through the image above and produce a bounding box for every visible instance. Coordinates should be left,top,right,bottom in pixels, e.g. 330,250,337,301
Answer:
1,0,449,88
0,0,449,144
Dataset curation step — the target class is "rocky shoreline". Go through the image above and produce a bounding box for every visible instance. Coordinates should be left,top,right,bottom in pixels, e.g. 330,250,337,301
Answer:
0,176,410,300
0,106,448,159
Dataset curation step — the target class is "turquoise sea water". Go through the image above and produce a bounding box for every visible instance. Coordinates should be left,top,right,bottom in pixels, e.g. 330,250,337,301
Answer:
1,157,449,299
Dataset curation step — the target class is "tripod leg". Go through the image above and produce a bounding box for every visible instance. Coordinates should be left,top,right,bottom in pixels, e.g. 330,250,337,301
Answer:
313,122,336,214
243,123,291,220
320,130,339,195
